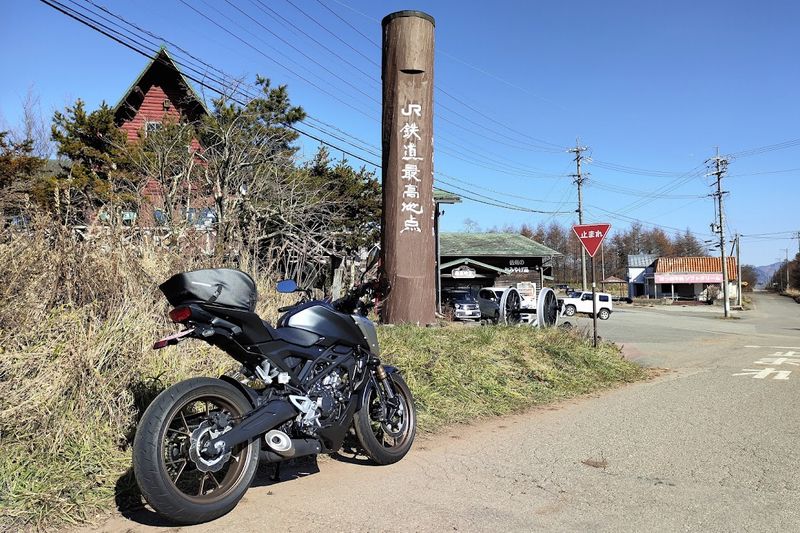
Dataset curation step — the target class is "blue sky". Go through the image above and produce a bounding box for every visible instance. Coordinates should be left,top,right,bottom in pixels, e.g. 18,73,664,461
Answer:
2,0,799,266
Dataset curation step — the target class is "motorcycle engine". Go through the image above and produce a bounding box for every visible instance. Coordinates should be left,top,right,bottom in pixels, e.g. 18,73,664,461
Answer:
297,366,351,436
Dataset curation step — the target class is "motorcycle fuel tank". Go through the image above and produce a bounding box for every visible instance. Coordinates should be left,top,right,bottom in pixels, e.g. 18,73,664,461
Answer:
286,304,367,349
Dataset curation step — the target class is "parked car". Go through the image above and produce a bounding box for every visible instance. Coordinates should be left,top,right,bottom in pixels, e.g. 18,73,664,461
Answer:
476,288,501,322
477,286,537,323
561,291,613,320
442,289,481,321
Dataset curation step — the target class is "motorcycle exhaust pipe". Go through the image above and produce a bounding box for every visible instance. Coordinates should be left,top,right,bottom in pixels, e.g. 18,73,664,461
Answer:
261,433,322,463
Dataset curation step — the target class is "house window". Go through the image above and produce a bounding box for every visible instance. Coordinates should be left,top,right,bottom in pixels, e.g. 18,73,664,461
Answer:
188,207,217,227
144,121,162,136
154,209,167,226
121,210,137,226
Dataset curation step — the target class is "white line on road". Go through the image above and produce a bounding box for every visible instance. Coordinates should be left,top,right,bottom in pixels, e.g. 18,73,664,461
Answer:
745,345,800,350
733,368,792,380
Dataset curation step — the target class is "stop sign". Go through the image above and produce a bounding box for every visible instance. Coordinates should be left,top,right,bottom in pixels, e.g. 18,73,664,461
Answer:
572,223,611,258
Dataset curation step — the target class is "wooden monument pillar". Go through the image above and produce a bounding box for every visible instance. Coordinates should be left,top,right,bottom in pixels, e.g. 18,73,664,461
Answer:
381,10,436,325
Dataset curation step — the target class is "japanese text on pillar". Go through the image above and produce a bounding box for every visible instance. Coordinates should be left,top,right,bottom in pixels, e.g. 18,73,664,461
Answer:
400,102,423,234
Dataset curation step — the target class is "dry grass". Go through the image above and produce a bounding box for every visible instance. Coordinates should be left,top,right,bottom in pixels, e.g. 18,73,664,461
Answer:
0,223,645,530
780,288,800,303
0,222,289,529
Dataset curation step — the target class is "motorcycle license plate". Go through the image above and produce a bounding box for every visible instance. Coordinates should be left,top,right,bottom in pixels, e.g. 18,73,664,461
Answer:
153,328,195,350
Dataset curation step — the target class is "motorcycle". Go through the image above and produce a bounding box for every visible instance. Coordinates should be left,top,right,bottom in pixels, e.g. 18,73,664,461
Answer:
132,249,415,524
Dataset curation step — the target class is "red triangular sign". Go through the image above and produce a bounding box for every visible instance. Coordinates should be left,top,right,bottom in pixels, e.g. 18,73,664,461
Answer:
572,223,612,258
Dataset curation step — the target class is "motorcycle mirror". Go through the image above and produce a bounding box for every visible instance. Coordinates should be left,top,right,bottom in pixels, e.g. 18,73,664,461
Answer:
276,279,298,293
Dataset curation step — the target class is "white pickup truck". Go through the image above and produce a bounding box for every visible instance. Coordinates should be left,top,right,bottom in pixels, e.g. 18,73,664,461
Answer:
560,291,613,320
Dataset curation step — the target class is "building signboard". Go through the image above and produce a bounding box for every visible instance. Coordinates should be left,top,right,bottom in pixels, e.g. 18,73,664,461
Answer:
452,265,476,279
654,272,724,284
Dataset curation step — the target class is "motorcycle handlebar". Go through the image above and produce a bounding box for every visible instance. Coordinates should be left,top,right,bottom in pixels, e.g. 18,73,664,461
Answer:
331,278,390,315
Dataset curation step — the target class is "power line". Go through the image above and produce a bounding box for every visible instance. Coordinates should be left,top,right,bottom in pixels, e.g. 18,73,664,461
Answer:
434,170,576,205
60,0,574,190
728,138,800,159
38,0,599,216
585,203,714,238
741,230,800,237
176,0,569,175
176,0,379,120
589,159,686,178
587,179,707,199
727,167,800,178
613,164,707,215
250,0,378,84
318,0,569,151
285,0,379,67
71,0,383,165
317,0,380,46
218,0,380,105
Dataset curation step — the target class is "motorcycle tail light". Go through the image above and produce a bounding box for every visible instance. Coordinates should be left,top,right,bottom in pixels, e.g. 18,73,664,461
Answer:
169,306,192,323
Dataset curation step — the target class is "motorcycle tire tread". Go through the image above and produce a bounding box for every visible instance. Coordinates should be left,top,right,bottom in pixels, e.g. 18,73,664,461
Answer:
353,373,416,466
132,377,259,525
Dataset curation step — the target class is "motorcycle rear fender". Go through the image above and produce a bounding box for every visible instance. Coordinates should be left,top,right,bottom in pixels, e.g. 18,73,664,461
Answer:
218,374,260,409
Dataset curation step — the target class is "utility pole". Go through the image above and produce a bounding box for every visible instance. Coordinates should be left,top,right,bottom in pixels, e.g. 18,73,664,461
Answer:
707,147,730,317
783,248,790,290
569,141,589,291
735,233,742,307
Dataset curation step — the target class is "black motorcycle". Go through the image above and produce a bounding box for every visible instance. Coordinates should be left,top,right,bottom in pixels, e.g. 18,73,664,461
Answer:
132,251,415,524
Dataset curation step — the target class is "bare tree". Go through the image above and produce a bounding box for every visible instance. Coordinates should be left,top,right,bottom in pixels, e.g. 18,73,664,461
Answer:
125,119,199,235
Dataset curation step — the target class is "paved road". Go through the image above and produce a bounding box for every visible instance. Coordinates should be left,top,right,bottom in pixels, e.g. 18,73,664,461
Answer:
92,293,800,532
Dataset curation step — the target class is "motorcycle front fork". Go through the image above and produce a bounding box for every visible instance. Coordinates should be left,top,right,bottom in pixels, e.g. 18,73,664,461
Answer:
374,364,397,400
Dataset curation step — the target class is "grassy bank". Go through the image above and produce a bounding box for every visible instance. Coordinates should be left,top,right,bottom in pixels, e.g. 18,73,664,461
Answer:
0,228,644,530
380,325,643,432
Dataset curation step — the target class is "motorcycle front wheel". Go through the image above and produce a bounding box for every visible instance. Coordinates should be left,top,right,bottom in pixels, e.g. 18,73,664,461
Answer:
354,372,416,465
132,377,259,525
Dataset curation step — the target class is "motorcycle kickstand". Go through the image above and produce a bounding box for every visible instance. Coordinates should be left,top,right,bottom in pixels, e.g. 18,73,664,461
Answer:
271,461,282,482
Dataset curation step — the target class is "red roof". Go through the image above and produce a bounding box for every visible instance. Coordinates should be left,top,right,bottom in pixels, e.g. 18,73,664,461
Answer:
655,257,737,280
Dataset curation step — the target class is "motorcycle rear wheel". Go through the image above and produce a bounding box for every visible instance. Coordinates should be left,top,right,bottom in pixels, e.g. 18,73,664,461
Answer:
354,373,416,465
132,377,259,525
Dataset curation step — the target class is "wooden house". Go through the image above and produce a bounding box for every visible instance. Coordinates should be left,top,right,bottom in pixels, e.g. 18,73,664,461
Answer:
113,48,213,227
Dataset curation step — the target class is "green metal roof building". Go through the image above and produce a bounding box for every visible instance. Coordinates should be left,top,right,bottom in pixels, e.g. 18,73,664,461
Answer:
438,232,562,292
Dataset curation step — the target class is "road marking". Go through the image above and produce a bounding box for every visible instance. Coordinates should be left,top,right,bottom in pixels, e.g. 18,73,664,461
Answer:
755,356,800,366
745,345,800,350
733,368,792,380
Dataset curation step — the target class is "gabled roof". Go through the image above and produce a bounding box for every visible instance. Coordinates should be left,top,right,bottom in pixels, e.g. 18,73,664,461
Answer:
433,188,461,204
601,275,627,283
655,256,737,280
114,47,209,117
440,232,562,257
627,253,658,268
439,257,509,273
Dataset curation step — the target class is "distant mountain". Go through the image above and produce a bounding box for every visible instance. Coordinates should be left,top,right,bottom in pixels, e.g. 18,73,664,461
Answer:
755,262,782,287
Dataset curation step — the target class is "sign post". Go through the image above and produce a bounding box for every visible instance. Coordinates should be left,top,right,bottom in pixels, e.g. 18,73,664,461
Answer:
572,223,612,347
381,10,436,324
